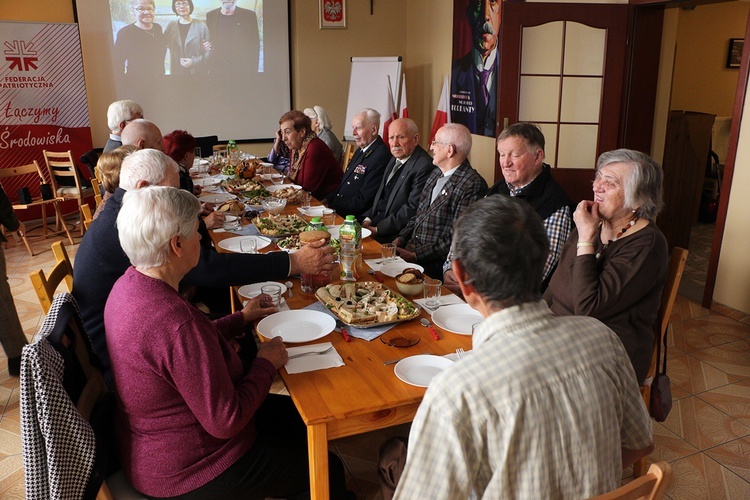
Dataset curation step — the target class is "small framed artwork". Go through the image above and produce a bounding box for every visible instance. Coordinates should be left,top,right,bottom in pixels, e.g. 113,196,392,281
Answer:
727,38,744,69
320,0,346,30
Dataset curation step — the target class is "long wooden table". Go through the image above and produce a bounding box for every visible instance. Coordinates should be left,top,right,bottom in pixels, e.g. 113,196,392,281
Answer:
208,183,472,499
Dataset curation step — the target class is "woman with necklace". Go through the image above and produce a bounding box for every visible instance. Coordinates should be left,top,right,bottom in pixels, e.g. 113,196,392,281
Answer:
165,0,211,75
114,0,167,77
279,110,342,200
544,149,668,384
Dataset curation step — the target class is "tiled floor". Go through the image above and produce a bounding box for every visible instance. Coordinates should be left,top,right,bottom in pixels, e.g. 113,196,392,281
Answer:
1,235,749,499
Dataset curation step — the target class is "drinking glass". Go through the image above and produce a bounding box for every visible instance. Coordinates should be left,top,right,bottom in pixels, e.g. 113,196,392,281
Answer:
423,278,442,309
222,215,241,232
240,237,257,254
322,208,336,227
380,243,396,263
301,191,311,209
260,284,282,307
194,146,202,159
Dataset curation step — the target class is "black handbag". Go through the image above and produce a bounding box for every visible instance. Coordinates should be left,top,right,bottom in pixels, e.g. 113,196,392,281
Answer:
649,328,672,422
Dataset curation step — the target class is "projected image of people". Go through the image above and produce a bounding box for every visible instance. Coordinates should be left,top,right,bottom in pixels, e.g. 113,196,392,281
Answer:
206,0,261,74
165,0,211,75
114,0,167,77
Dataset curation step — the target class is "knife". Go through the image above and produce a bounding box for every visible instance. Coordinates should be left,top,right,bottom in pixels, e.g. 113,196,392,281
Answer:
334,321,352,342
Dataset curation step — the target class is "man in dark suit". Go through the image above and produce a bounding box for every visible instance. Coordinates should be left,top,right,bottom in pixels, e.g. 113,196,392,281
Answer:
450,0,501,137
394,123,487,278
104,100,143,152
327,108,392,219
206,0,260,74
362,118,433,243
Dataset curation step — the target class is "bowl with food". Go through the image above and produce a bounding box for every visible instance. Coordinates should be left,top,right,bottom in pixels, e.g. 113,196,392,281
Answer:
395,268,425,296
260,197,287,215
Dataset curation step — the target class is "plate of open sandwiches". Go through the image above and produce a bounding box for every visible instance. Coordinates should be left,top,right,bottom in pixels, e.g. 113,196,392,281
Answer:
315,281,420,327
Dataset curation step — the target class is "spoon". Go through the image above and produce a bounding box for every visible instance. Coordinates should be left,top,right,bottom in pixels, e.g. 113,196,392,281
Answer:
285,280,293,298
420,318,440,340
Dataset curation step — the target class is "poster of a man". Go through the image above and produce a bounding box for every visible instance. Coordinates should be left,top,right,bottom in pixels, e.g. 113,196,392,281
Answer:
450,0,501,137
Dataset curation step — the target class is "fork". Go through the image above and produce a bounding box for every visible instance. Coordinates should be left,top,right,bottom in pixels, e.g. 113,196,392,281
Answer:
288,346,334,359
456,348,466,360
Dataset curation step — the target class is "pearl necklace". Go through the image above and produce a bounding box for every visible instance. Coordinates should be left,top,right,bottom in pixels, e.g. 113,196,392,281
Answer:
596,216,639,259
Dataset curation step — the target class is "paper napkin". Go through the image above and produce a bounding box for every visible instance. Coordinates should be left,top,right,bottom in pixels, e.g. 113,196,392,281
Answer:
285,342,344,374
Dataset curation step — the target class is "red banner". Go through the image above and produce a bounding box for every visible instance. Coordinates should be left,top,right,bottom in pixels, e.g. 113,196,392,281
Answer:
0,21,93,219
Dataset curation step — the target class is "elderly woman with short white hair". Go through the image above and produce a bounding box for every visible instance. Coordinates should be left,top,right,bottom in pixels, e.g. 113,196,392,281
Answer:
304,105,343,162
544,149,669,384
104,186,351,498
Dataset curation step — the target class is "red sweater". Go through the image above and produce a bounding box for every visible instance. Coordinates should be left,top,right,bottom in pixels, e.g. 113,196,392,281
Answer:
294,137,343,200
104,267,276,497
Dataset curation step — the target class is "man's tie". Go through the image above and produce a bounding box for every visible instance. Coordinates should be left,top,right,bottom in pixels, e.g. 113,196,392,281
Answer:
386,159,403,184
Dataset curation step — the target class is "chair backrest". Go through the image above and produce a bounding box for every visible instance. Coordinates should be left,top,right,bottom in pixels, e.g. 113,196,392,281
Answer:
90,178,103,207
0,161,46,199
589,461,671,500
82,204,94,230
195,135,219,157
341,141,356,171
645,247,688,383
30,241,74,314
43,150,85,191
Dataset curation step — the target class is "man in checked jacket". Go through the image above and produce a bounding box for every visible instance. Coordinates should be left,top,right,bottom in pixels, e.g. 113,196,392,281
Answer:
393,123,487,278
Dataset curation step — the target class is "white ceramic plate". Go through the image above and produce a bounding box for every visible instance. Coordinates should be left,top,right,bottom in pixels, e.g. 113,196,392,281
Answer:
237,281,288,300
199,192,235,204
266,184,302,193
193,177,221,187
380,262,425,278
256,310,336,343
298,206,326,217
432,304,483,335
327,225,372,240
217,235,272,253
394,355,454,388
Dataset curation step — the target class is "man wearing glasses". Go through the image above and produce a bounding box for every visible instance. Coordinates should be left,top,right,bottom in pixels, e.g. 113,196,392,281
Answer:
114,0,166,76
392,123,487,278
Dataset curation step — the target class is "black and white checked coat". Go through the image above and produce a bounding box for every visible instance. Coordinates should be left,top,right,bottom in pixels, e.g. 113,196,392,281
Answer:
20,293,97,500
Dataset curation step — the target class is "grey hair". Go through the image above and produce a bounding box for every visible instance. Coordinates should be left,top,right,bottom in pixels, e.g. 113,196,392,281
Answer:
119,149,179,191
358,108,381,129
390,117,419,136
117,186,200,269
106,100,143,133
303,108,317,121
439,123,472,159
314,106,333,130
497,122,545,155
596,148,664,220
453,196,549,306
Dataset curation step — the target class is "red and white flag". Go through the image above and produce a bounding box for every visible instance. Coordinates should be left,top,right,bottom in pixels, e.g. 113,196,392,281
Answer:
383,76,399,141
399,74,408,118
429,75,451,143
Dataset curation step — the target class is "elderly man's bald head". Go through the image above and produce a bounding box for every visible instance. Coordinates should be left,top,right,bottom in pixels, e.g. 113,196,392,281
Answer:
121,119,164,151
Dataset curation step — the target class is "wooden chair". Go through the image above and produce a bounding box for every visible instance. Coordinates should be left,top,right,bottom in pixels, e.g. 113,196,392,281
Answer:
81,204,94,231
30,241,74,314
42,150,95,236
633,247,688,477
0,161,74,256
90,177,103,207
589,461,671,500
341,141,356,171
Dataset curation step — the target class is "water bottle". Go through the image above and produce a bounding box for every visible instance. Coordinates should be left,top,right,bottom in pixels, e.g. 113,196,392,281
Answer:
339,216,362,280
228,140,240,168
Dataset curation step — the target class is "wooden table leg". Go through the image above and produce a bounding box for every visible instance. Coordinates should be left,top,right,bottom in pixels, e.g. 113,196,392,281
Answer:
307,423,329,500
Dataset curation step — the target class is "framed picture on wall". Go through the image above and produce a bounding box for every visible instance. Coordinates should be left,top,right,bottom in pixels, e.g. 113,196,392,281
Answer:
320,0,347,29
727,38,744,69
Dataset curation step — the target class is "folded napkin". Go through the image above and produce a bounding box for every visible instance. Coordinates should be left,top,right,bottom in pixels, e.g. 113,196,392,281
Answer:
303,301,399,341
364,257,406,272
285,342,344,374
414,293,465,312
215,223,262,236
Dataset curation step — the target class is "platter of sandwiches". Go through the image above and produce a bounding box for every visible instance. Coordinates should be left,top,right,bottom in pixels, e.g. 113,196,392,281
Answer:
315,281,420,327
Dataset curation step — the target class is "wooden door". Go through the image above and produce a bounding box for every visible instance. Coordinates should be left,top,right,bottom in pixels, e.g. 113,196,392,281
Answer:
497,2,629,204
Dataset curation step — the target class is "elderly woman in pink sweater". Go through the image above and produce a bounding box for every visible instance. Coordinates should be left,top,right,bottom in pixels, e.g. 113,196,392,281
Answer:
104,186,351,499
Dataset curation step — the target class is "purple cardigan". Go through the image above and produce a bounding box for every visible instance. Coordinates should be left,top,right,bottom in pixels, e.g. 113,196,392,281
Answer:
104,267,276,497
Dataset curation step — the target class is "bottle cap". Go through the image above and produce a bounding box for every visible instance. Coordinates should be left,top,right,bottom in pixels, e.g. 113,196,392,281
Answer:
345,215,355,221
311,217,321,223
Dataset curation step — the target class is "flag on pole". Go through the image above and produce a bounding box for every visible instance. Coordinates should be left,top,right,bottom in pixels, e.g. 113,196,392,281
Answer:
383,76,398,141
429,75,451,144
399,74,408,118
